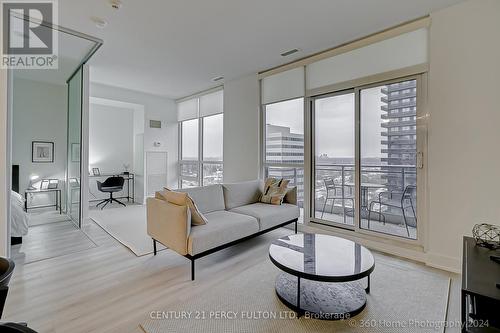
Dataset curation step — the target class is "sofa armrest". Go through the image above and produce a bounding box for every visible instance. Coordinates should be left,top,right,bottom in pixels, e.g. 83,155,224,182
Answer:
146,197,191,256
284,186,298,205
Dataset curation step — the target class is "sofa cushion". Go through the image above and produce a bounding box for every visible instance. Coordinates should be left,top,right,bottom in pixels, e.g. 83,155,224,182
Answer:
259,178,290,205
187,211,259,255
222,180,262,210
156,190,207,226
229,203,300,230
178,184,225,214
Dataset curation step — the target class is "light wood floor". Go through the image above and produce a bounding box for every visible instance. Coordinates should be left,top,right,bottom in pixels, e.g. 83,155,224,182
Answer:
11,221,97,265
4,219,461,333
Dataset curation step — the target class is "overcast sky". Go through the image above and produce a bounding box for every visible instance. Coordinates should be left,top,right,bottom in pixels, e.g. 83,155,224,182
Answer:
266,89,387,158
182,87,391,161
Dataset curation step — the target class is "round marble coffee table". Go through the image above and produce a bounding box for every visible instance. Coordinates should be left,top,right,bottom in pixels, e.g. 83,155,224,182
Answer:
269,233,375,320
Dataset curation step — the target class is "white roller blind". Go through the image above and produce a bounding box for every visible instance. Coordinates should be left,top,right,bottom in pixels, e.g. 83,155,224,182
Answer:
200,89,223,116
177,98,198,121
306,28,428,90
261,67,304,104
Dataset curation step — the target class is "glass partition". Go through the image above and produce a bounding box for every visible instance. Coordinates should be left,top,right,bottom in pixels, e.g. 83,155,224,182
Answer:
67,68,82,226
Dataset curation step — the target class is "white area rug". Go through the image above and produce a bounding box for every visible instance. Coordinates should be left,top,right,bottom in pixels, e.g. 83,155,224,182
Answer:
89,205,165,256
141,258,450,333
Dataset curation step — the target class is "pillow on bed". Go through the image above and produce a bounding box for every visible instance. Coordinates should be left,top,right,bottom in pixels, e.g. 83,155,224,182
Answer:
10,190,24,207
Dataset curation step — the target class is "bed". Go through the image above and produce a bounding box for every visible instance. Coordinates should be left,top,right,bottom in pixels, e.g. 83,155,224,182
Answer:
11,165,28,244
11,190,29,240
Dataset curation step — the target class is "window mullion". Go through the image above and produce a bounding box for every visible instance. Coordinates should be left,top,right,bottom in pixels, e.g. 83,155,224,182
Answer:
198,113,203,186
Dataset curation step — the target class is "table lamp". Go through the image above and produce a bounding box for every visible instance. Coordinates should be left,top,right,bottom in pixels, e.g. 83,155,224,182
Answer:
27,175,39,190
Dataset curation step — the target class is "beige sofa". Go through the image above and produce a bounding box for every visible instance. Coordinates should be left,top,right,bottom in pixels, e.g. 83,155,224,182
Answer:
146,180,299,280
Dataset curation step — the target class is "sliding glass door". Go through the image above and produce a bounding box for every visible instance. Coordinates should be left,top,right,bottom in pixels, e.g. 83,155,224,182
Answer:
313,92,355,226
360,79,418,239
311,76,422,240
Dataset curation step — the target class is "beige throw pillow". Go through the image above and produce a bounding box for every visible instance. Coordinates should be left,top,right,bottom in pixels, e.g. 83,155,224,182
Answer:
156,189,207,226
259,178,290,205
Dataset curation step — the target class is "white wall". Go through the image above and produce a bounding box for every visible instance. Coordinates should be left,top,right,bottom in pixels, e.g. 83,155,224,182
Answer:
426,0,500,271
12,78,67,206
89,104,134,174
90,83,178,189
223,74,260,182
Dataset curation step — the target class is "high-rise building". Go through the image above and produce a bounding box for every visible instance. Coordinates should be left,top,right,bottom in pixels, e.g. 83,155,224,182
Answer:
265,125,304,206
380,79,417,190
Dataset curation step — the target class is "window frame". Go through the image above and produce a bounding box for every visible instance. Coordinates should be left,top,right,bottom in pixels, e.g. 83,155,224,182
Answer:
178,90,224,188
308,74,426,244
261,97,305,209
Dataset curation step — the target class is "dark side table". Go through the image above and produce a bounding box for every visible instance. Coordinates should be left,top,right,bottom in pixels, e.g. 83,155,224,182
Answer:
461,236,500,332
24,188,62,214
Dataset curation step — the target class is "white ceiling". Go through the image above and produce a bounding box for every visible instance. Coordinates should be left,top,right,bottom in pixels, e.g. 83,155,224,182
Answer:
58,0,465,99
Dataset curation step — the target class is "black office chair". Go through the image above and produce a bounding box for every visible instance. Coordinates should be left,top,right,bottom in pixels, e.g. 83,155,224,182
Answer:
96,176,126,210
0,323,38,333
0,257,15,319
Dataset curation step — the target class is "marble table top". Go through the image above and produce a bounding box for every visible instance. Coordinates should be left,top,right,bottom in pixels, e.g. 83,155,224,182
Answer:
269,233,375,282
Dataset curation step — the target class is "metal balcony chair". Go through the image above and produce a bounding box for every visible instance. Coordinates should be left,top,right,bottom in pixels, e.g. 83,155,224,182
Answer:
367,185,416,237
96,176,126,210
321,178,354,224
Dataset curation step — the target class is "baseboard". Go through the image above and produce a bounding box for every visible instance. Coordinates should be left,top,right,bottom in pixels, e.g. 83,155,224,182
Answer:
302,223,462,274
425,252,461,274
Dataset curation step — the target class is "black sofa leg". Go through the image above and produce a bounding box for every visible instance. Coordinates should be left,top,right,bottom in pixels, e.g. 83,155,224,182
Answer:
153,239,157,255
294,220,297,234
191,259,195,281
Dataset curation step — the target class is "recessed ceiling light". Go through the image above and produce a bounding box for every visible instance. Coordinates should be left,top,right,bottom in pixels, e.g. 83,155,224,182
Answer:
280,48,300,57
91,17,108,28
212,76,224,82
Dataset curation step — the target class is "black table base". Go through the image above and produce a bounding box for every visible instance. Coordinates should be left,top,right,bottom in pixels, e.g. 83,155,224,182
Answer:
275,272,367,320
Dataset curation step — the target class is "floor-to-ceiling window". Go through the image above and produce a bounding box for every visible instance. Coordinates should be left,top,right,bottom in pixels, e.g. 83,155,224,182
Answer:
263,98,304,209
178,89,223,188
259,25,427,242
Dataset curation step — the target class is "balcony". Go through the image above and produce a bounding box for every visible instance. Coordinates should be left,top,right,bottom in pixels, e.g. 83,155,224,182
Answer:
381,110,416,119
314,163,417,239
381,119,416,128
381,81,417,94
381,100,417,111
381,91,416,103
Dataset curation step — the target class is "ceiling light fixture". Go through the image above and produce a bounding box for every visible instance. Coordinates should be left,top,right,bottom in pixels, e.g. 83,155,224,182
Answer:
212,76,224,82
110,0,122,10
280,48,300,57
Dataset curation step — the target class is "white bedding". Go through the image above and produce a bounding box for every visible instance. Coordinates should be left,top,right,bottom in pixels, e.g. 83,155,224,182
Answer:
11,190,29,237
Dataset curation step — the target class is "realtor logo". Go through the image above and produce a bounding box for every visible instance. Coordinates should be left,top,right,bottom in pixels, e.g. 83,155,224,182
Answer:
1,0,58,68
